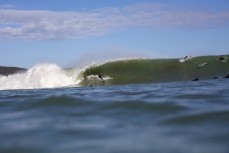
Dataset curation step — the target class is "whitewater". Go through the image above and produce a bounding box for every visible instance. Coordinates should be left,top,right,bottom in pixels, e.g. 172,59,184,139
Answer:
0,63,83,90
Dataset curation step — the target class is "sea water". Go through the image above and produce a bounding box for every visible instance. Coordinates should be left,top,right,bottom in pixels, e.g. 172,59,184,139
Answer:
0,79,229,153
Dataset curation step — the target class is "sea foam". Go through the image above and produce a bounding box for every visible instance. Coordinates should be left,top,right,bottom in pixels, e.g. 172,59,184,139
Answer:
0,63,82,90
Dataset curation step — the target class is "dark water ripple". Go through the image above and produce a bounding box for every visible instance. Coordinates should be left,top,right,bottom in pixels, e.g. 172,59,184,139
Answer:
0,79,229,153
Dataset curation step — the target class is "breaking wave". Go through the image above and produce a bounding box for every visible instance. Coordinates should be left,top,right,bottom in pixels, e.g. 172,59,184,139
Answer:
0,64,83,90
0,55,228,90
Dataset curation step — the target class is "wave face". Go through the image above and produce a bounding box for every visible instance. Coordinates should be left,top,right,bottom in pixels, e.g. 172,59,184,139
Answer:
0,64,82,90
82,55,229,86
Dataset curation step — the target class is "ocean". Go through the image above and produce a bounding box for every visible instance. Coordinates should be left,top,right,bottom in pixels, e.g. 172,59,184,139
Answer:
0,56,229,153
0,79,229,153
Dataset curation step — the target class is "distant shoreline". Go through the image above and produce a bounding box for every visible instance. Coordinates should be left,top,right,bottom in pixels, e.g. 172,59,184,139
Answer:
0,66,27,76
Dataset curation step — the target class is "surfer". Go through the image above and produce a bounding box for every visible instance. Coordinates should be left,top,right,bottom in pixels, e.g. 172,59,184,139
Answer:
192,77,199,81
179,55,192,63
98,73,104,80
213,76,222,79
184,56,188,60
225,74,229,78
219,56,225,61
89,84,93,87
218,56,226,62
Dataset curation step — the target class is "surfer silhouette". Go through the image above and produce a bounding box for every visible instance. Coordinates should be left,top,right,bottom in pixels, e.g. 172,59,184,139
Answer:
184,56,188,60
219,56,225,61
225,74,229,78
192,77,199,81
98,73,103,80
89,84,93,87
213,76,221,79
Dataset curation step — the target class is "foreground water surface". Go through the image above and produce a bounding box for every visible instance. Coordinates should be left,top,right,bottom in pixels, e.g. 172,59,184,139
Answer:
0,79,229,153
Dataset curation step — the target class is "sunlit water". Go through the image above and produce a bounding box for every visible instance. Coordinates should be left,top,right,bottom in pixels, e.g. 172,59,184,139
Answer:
0,79,229,153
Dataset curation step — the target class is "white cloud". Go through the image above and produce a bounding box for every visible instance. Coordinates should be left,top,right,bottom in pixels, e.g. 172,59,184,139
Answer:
0,3,229,40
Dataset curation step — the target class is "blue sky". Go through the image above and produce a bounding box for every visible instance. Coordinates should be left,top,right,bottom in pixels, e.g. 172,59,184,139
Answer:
0,0,229,68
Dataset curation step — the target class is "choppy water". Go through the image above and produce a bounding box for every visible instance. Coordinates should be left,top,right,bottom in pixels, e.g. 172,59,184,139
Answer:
0,79,229,153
